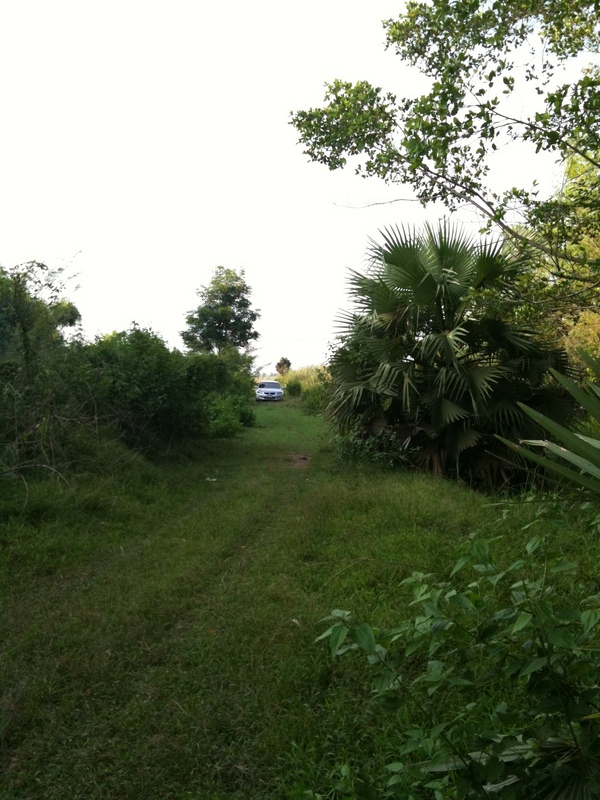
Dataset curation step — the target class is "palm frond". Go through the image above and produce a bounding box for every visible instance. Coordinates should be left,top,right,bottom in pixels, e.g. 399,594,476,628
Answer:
370,225,422,266
487,399,525,427
371,361,406,397
445,423,482,459
347,271,398,315
434,367,470,402
422,221,477,282
473,239,511,289
431,397,470,428
465,364,504,402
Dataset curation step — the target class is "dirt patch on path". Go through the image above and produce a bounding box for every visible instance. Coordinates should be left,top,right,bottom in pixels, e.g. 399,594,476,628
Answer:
288,453,310,469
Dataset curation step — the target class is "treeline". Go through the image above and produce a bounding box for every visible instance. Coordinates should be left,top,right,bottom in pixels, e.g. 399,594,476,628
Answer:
0,263,257,477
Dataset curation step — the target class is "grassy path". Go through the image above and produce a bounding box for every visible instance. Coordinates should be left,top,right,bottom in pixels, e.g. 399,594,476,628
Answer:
1,404,589,799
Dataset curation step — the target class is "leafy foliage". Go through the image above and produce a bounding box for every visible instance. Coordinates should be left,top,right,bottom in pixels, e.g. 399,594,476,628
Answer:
318,535,600,799
291,1,600,271
327,224,573,483
182,266,260,354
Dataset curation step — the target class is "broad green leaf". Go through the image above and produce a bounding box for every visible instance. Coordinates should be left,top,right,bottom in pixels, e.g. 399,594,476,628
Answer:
350,622,377,654
526,535,544,555
511,612,533,633
550,560,578,574
539,442,600,481
546,629,575,648
386,762,405,773
315,625,334,643
329,623,348,657
519,656,547,676
581,608,600,636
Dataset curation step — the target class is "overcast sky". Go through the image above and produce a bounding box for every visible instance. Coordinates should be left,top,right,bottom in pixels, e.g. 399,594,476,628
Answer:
0,1,574,372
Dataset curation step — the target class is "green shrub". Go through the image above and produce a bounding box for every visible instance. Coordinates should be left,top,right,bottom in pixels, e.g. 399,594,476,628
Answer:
333,426,415,468
0,263,87,473
204,395,243,437
285,377,302,397
317,535,600,799
204,393,255,437
259,366,332,413
300,368,332,414
86,326,193,448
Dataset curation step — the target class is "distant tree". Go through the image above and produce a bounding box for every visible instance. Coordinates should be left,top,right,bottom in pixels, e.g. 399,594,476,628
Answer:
275,356,291,375
182,267,260,354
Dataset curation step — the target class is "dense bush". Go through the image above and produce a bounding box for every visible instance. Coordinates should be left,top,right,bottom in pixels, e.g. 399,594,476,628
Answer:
281,366,332,414
0,264,255,477
300,369,332,414
85,326,191,447
284,377,302,397
317,535,600,799
80,331,255,450
333,425,416,468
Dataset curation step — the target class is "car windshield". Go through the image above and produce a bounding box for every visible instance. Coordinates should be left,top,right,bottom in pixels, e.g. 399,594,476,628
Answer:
259,382,281,389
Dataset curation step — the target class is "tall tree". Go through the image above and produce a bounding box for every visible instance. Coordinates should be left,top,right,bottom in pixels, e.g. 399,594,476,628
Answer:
328,223,573,482
291,1,600,275
182,267,260,354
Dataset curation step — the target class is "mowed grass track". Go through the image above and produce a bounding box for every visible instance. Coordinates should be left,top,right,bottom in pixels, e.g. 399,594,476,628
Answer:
1,403,591,799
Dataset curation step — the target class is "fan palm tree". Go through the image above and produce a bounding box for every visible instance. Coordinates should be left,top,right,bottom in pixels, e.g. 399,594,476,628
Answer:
328,223,573,483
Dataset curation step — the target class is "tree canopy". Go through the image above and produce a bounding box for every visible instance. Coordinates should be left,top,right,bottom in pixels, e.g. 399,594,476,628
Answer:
291,0,600,272
182,267,260,354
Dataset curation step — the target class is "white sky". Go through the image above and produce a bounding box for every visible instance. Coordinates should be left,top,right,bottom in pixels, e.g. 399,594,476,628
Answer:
0,1,577,372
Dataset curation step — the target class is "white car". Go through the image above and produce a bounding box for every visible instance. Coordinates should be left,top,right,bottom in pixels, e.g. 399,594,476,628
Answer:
255,380,284,402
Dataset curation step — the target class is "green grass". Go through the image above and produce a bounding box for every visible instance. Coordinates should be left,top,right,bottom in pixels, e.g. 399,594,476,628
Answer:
1,403,596,799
